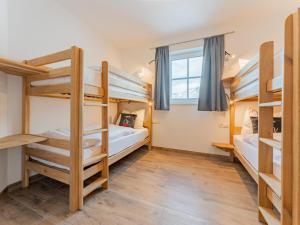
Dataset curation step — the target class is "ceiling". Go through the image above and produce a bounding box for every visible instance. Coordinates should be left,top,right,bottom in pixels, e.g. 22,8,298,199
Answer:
57,0,300,49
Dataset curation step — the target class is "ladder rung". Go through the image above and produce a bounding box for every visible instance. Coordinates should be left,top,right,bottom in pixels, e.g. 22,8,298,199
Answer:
259,207,280,225
84,128,108,136
84,102,108,107
267,187,282,213
83,153,107,167
259,173,281,198
259,101,282,107
83,177,108,197
259,138,281,150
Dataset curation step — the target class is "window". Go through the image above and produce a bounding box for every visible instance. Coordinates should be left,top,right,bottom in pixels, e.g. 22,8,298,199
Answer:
170,48,203,104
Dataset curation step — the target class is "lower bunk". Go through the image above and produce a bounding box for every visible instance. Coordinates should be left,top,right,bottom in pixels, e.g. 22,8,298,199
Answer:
233,134,281,182
23,124,150,210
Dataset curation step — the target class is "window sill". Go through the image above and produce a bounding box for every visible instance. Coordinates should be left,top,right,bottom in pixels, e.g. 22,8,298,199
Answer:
171,99,198,105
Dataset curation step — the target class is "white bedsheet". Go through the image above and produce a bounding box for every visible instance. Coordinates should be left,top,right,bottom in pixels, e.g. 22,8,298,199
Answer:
234,134,281,179
28,124,148,170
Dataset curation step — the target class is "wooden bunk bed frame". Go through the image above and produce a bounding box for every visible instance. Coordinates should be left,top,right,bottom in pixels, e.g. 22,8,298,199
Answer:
229,9,300,225
0,46,153,212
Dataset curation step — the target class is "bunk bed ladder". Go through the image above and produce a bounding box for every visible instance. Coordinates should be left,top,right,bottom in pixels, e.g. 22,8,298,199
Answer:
258,11,296,225
79,61,109,208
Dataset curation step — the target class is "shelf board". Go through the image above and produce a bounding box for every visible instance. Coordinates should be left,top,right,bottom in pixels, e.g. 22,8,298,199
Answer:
259,101,282,107
0,57,49,76
0,134,48,150
212,142,234,152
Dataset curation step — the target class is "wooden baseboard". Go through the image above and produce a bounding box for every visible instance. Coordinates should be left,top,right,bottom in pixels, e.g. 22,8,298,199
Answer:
152,146,231,161
1,174,44,194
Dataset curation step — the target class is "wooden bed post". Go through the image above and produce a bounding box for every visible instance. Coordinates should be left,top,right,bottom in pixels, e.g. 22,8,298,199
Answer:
22,76,30,187
258,41,275,223
70,46,84,212
292,9,300,225
147,83,153,150
281,13,294,225
229,101,235,145
101,61,109,189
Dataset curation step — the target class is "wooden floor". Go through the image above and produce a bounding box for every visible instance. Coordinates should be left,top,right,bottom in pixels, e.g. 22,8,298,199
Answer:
0,147,260,225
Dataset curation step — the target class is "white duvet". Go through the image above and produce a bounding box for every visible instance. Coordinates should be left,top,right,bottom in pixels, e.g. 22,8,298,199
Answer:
28,124,148,170
243,133,281,147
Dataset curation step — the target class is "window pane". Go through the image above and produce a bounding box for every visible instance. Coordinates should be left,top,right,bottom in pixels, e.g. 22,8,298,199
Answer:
189,78,201,98
172,59,187,79
189,57,203,77
172,79,187,99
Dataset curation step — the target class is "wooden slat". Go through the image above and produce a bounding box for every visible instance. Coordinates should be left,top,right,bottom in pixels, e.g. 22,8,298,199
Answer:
26,147,70,167
29,83,71,96
267,187,282,213
0,134,47,150
83,128,108,136
267,76,283,92
28,66,71,81
259,101,282,107
109,90,149,103
84,102,108,107
83,162,104,180
26,161,69,184
84,84,104,97
109,138,149,166
38,138,70,150
83,153,107,168
26,48,72,66
83,177,107,197
259,138,282,150
0,57,49,76
260,173,281,198
259,207,280,225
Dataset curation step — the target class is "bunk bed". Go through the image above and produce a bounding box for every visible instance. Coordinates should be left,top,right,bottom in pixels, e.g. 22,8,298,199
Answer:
0,46,153,212
229,9,300,225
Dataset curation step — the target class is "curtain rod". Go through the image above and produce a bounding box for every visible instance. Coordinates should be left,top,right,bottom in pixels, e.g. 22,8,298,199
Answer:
149,31,235,50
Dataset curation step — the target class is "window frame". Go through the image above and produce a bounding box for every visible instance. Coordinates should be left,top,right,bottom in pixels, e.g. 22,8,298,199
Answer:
170,48,203,105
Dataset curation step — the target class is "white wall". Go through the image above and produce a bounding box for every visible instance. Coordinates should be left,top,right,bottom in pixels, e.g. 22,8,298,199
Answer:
119,9,292,155
0,0,122,190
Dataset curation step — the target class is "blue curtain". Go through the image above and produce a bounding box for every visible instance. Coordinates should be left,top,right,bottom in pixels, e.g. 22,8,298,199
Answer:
154,46,170,110
198,35,227,111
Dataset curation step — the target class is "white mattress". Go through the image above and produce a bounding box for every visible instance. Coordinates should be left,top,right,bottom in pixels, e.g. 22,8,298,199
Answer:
28,124,148,170
234,134,281,179
30,66,148,98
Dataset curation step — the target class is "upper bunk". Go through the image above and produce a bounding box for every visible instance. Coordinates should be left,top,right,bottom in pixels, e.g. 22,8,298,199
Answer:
0,46,151,103
230,52,283,102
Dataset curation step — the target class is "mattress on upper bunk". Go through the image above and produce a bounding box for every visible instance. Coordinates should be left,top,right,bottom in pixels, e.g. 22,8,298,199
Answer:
30,66,149,99
28,124,148,170
233,134,281,179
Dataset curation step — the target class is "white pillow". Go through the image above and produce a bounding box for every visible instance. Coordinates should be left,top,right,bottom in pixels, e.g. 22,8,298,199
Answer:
132,109,145,129
116,109,145,129
241,107,258,135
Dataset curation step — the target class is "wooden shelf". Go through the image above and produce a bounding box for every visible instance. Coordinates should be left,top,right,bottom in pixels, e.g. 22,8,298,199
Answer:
212,143,234,152
0,134,48,150
259,207,280,225
0,57,49,76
